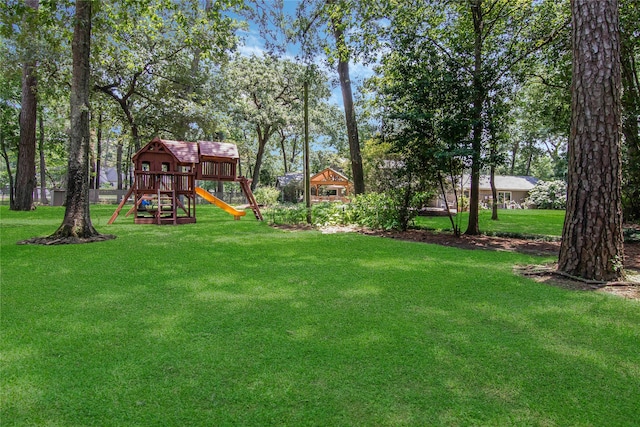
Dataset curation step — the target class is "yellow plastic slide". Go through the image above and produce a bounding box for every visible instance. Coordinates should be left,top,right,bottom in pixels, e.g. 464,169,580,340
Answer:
195,187,246,219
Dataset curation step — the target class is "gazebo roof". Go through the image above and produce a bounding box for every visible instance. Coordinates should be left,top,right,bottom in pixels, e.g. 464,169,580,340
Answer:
310,168,350,186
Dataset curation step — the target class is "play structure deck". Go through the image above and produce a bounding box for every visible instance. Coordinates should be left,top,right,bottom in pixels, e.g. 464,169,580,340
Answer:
108,137,262,225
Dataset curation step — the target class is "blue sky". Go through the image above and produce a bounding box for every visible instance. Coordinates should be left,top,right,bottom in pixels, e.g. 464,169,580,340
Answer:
234,1,375,107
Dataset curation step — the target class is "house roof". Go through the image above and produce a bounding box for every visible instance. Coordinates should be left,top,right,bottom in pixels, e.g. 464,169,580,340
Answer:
276,172,304,187
462,175,538,191
198,141,239,159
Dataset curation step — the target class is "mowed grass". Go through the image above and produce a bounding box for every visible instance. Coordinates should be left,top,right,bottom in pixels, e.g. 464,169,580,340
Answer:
414,209,566,237
1,205,638,426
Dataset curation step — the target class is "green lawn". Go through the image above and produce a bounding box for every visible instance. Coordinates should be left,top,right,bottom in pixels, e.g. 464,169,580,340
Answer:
2,205,638,426
414,209,566,237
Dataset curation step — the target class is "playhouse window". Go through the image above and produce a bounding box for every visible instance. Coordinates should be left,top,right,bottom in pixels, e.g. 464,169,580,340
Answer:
161,162,170,172
142,162,150,171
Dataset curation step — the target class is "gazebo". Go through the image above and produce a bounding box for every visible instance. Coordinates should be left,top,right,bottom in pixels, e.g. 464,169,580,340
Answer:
310,168,351,202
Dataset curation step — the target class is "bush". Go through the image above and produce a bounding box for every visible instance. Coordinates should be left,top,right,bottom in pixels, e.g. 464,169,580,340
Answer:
349,193,401,230
253,186,281,207
264,189,431,231
526,180,567,209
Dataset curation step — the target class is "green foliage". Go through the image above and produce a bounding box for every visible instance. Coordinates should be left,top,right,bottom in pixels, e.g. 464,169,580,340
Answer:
253,186,280,207
222,56,337,186
265,203,310,225
348,192,402,230
526,180,567,210
2,205,639,426
266,189,433,231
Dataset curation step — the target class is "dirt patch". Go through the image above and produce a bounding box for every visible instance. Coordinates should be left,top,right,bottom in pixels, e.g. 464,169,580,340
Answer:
272,223,640,300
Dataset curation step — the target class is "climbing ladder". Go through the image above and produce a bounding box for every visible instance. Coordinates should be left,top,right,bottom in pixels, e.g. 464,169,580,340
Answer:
157,189,177,224
238,177,263,221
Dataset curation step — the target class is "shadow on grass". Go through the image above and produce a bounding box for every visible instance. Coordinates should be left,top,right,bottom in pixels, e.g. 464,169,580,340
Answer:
2,206,639,425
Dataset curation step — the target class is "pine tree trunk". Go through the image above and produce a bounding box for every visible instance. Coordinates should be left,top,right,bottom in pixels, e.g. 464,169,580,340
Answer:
558,0,623,281
13,0,39,210
330,7,365,195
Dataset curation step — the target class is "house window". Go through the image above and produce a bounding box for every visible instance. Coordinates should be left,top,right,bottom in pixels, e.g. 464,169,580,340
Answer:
161,162,170,172
142,162,150,171
498,191,512,207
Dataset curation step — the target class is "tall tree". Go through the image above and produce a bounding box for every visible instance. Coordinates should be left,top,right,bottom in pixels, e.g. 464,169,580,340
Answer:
326,0,365,194
13,0,38,211
365,0,568,234
93,0,239,151
463,0,568,234
21,0,114,245
250,0,367,193
557,0,623,281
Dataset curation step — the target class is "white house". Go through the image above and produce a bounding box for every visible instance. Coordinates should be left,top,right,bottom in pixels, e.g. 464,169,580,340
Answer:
432,174,539,210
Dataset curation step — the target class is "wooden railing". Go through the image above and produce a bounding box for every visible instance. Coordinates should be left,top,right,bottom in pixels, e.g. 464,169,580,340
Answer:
135,171,194,193
199,161,236,181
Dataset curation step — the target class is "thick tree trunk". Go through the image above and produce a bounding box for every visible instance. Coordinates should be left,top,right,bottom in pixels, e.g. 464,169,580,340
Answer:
330,8,365,195
13,0,39,211
45,0,111,243
336,58,365,195
558,0,623,281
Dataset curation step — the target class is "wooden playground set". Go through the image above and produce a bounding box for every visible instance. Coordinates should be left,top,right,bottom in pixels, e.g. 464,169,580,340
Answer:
108,137,262,225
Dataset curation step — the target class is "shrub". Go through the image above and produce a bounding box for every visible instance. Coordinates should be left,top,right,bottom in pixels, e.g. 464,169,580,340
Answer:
265,190,431,231
253,186,281,207
526,180,567,209
349,193,401,230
